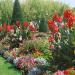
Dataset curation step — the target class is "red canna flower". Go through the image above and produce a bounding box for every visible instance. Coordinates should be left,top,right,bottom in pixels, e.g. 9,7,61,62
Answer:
3,22,7,30
67,21,73,29
48,35,54,42
48,20,54,25
64,9,72,20
48,20,59,33
16,20,20,27
67,15,74,28
52,13,62,22
57,17,63,23
23,21,29,27
70,15,75,24
49,45,55,49
53,26,59,33
0,26,3,32
48,20,55,31
7,25,14,32
52,13,59,21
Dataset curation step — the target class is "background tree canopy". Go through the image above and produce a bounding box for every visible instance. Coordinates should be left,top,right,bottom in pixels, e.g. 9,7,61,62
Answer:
0,0,70,32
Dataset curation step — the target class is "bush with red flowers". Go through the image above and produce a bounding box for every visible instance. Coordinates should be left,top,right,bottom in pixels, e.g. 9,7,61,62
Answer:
48,9,75,71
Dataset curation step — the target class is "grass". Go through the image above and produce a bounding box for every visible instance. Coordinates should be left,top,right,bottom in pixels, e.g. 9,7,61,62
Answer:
0,56,21,75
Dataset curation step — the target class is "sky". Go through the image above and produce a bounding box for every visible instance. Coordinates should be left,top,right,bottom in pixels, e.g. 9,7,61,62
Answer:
54,0,75,8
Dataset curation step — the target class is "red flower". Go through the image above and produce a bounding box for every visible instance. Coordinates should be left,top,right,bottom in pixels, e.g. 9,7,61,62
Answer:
64,70,68,74
64,9,72,19
52,13,59,21
67,15,74,28
49,45,55,49
48,20,55,31
16,20,20,27
23,21,29,27
3,22,7,30
11,25,14,29
57,17,63,23
7,25,14,32
48,20,54,26
48,20,59,33
52,13,62,22
0,26,3,32
67,21,73,29
29,25,36,32
64,70,70,75
48,36,54,42
53,26,59,33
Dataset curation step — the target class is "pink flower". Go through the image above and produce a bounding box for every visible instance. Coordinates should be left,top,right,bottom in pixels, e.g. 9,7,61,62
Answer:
53,70,64,75
60,25,64,29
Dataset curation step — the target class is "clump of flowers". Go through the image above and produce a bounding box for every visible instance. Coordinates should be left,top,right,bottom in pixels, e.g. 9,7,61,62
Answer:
48,9,75,70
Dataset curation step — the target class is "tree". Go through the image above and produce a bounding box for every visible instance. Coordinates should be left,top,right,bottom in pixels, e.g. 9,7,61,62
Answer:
39,18,48,32
11,0,22,24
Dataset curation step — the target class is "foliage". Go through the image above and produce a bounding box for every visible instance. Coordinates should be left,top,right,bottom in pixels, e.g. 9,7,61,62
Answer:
21,0,69,32
0,0,69,27
0,0,13,24
11,0,22,24
24,37,52,60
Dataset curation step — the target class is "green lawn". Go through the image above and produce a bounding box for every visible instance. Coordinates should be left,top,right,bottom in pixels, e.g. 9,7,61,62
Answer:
0,56,21,75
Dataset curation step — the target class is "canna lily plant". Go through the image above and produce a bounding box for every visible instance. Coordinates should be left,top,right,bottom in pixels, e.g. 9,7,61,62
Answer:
48,9,75,70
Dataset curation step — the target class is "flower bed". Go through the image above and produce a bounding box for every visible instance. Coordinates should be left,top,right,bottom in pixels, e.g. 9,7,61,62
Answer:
0,9,75,75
